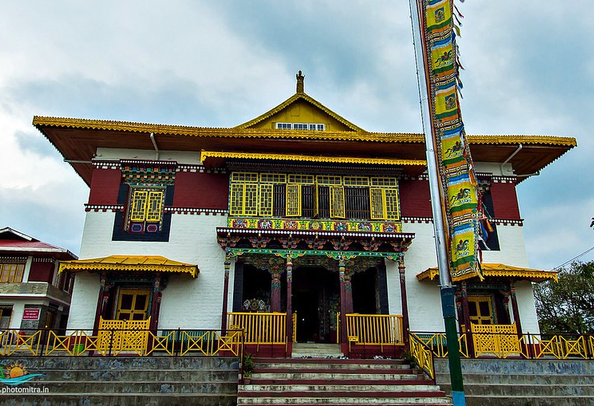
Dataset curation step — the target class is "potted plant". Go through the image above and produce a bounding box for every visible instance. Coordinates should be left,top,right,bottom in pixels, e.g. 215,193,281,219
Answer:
242,353,254,384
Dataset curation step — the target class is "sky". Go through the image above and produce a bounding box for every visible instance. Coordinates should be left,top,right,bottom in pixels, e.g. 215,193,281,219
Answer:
0,1,592,271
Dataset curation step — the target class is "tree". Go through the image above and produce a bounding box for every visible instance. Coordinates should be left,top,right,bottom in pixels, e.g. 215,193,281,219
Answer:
534,261,594,335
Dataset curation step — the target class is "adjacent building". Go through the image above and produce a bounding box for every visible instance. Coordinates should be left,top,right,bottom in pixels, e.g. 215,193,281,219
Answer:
0,227,76,332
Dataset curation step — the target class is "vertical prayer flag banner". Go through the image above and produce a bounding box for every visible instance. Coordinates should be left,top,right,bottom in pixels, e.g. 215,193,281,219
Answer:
421,0,483,281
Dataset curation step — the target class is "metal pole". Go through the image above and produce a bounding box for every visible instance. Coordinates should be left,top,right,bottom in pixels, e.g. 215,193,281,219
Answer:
408,0,465,404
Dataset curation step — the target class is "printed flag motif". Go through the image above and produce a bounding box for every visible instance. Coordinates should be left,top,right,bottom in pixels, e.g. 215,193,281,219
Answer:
422,0,483,281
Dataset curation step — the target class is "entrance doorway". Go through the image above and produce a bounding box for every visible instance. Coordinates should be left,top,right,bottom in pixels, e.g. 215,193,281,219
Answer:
293,267,339,343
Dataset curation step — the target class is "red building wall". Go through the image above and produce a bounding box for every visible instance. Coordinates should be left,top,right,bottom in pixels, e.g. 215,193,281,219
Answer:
28,262,54,283
399,179,432,218
490,181,521,220
88,168,121,205
173,172,229,209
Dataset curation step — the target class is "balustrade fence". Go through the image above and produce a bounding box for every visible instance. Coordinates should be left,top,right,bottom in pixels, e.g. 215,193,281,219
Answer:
0,326,244,357
410,327,594,380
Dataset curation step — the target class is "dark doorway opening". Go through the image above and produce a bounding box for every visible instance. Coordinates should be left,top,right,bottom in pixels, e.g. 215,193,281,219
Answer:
293,266,339,343
352,268,379,314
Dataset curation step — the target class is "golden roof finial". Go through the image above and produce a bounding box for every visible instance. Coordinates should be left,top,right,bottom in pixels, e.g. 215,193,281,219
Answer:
296,70,305,94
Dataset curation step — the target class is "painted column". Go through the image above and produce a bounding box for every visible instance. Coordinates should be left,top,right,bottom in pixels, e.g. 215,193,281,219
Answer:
339,259,348,348
397,256,410,345
149,273,162,331
286,256,293,355
509,281,525,356
221,259,231,334
460,281,475,357
270,271,282,313
93,273,110,334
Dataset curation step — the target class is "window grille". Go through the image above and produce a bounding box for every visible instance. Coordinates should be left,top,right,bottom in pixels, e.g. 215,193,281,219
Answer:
0,264,25,283
343,176,369,186
231,172,258,182
259,184,274,216
371,177,398,187
316,175,342,185
288,174,314,184
330,186,346,218
286,184,301,216
260,173,286,183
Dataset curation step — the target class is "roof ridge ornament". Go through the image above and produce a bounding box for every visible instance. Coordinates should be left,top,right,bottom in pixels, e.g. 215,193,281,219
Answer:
296,70,305,94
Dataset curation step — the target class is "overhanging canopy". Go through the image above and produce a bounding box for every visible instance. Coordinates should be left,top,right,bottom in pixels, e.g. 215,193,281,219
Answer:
58,255,199,278
417,263,557,283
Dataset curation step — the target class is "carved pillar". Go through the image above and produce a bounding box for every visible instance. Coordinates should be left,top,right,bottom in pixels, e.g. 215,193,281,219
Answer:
286,256,293,354
93,273,110,334
339,259,348,346
270,271,282,312
460,281,475,357
510,282,524,349
221,259,231,334
397,256,410,345
149,273,163,331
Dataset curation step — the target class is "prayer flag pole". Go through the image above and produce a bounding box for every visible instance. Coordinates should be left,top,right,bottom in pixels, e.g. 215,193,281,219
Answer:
408,0,466,404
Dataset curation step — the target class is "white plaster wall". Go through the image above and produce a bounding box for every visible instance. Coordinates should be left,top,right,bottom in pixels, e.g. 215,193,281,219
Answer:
515,280,541,334
392,221,445,332
481,225,529,266
78,210,228,330
95,147,200,165
6,301,24,329
66,271,100,331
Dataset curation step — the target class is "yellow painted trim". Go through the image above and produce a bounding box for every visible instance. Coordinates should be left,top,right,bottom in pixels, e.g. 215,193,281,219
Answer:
33,116,577,147
201,150,426,166
234,92,366,132
58,255,198,277
416,263,558,282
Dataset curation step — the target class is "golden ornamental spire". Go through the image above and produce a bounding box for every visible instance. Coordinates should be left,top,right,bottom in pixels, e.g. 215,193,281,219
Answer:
296,70,305,93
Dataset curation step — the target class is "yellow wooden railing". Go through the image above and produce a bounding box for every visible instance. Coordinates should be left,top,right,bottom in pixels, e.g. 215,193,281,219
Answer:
345,314,404,347
2,325,243,357
409,333,435,380
227,312,287,344
471,323,521,358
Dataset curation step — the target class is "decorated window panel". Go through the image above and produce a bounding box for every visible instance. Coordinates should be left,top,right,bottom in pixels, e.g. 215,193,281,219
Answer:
286,184,302,216
384,188,400,220
329,185,346,218
345,186,371,219
343,176,369,186
370,188,385,219
258,184,274,216
126,187,166,233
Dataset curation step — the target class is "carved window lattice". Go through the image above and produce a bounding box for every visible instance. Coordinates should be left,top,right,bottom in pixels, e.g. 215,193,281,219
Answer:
128,188,165,224
369,188,400,220
330,186,345,218
286,184,302,216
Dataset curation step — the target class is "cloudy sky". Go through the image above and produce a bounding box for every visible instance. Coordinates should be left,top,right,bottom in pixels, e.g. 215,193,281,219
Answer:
0,1,592,271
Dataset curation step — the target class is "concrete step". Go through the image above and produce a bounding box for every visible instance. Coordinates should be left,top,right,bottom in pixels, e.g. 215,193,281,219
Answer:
0,392,238,406
440,382,594,397
436,371,594,385
291,343,343,358
463,395,594,406
29,368,237,381
253,372,424,380
238,357,451,406
240,383,443,392
9,380,237,394
237,396,452,405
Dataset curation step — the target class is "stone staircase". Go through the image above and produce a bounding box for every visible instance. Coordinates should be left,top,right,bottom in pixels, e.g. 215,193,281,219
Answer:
0,356,239,405
435,358,594,406
238,350,452,405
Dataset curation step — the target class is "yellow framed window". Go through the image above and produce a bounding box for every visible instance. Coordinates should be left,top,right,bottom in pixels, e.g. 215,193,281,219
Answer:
286,184,301,216
258,184,273,216
229,183,258,216
129,188,164,223
468,296,494,325
369,188,400,220
329,186,345,218
116,289,150,321
0,263,25,283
